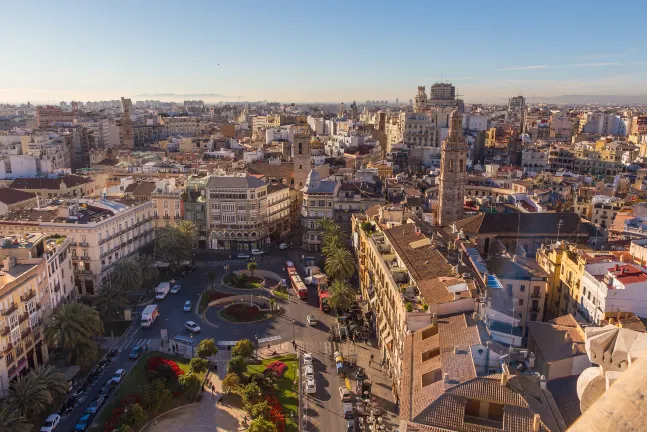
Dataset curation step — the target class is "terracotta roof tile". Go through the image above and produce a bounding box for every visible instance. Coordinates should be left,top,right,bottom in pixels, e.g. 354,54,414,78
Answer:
0,188,37,205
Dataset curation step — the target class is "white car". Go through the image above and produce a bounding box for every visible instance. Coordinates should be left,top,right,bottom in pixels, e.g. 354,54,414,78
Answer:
40,414,61,432
305,378,316,394
339,386,352,402
171,285,181,294
112,369,126,383
279,243,289,250
251,249,264,255
306,315,317,326
304,365,315,380
303,353,313,365
185,321,201,333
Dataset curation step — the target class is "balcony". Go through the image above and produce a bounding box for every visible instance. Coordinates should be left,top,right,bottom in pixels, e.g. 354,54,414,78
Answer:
1,304,18,316
0,326,9,336
81,256,90,262
531,292,541,298
69,241,77,246
3,343,13,354
163,215,171,220
79,241,89,247
54,284,61,293
20,289,36,302
18,313,28,324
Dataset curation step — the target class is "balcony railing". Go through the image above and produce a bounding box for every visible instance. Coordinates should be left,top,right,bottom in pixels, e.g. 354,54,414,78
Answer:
79,241,89,247
1,304,18,316
20,289,36,302
531,292,541,298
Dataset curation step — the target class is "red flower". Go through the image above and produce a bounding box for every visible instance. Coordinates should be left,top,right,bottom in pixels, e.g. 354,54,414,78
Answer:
264,361,287,377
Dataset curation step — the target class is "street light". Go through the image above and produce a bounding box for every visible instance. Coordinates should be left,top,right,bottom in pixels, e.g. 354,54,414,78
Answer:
190,332,195,358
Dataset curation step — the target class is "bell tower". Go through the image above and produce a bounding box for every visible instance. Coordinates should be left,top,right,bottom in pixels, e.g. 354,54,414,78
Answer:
293,134,312,192
438,109,468,226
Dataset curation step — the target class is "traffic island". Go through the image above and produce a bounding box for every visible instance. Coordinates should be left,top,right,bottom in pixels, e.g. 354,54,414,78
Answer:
218,301,281,323
222,272,265,289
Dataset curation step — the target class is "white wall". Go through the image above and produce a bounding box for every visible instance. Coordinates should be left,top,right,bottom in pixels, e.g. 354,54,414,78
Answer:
8,155,37,178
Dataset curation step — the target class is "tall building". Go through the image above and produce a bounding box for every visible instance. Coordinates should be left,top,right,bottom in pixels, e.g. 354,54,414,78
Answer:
430,82,456,101
508,95,526,112
293,134,313,192
120,97,134,148
438,109,468,226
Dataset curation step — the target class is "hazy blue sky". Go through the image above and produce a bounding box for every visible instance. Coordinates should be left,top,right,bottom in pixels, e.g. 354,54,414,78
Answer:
1,0,646,103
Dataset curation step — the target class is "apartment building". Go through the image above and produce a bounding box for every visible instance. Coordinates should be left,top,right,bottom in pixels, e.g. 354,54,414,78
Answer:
301,170,338,252
352,212,477,402
206,175,269,251
0,189,38,216
20,134,72,172
0,199,155,295
333,182,384,233
0,254,49,396
184,175,209,249
159,116,209,138
36,105,77,127
152,182,184,228
9,175,96,200
266,183,291,241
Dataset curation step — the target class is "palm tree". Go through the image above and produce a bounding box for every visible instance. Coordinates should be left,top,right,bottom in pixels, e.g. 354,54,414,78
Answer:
328,279,356,313
44,303,103,367
247,260,258,279
207,271,217,291
325,247,355,280
93,282,129,319
29,365,68,401
8,375,52,417
177,220,197,247
0,402,31,432
322,234,345,256
139,253,160,293
157,227,192,275
111,258,143,293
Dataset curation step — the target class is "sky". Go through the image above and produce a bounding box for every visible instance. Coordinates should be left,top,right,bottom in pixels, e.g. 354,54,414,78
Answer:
1,0,646,104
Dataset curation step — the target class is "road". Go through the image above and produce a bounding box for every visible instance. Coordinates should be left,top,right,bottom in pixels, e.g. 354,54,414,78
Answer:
60,248,347,431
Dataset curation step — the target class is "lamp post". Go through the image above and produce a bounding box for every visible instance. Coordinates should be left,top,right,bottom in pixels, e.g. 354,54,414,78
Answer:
254,335,258,358
292,319,296,346
190,332,195,358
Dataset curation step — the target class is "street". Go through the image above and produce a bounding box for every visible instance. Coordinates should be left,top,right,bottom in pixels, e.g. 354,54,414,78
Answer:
59,247,383,431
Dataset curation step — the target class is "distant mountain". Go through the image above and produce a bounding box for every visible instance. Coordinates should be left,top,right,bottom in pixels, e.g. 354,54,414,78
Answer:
531,94,647,105
133,92,232,99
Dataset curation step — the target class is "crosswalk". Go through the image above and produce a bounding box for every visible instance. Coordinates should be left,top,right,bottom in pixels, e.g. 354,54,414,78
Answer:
195,256,285,268
120,321,139,340
116,337,153,351
297,340,334,356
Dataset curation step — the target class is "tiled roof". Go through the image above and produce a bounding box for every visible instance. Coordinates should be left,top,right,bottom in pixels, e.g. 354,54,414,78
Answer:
9,175,93,190
365,204,380,218
455,212,590,236
526,317,586,363
206,176,266,189
0,188,37,205
247,162,294,179
608,264,647,285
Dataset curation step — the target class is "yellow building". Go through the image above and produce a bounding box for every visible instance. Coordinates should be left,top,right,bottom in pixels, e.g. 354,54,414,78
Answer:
536,243,564,320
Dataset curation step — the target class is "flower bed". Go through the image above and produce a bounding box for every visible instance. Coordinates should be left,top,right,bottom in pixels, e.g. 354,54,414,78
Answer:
266,395,286,432
103,392,142,431
146,356,185,378
265,361,287,377
220,303,264,322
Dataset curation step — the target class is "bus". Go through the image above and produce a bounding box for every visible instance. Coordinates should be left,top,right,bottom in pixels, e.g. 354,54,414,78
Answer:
318,289,330,312
286,261,307,299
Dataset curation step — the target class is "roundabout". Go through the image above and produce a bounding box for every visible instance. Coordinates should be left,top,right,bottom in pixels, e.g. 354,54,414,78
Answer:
218,301,282,323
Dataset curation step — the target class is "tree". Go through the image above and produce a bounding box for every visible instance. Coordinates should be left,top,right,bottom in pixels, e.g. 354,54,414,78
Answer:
29,365,68,401
248,417,278,432
189,357,208,374
177,220,197,247
248,400,272,420
93,282,129,319
247,260,258,279
8,375,52,417
111,258,143,293
227,356,246,375
116,425,132,432
196,338,218,359
142,379,172,413
156,227,192,274
221,373,241,394
207,271,217,291
178,373,201,397
139,253,160,293
328,279,356,313
120,403,147,429
242,382,264,410
0,402,31,432
44,303,103,368
232,339,254,359
325,247,355,281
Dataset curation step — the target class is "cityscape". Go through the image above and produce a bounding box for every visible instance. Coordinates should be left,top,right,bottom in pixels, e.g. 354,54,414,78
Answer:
2,2,647,432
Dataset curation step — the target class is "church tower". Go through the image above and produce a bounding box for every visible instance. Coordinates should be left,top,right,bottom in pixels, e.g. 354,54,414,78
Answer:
438,109,468,226
293,134,312,192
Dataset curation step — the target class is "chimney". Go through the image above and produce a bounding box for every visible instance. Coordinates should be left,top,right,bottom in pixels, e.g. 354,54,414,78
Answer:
532,413,541,432
500,372,508,387
432,313,438,326
540,375,547,390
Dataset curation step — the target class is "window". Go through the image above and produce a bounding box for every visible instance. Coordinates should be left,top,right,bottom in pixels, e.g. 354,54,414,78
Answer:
520,285,525,292
518,299,523,306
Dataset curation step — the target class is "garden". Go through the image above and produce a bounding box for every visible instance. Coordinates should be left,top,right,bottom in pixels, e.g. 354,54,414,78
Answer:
219,302,280,323
93,339,217,431
198,289,233,313
221,340,298,432
223,272,265,289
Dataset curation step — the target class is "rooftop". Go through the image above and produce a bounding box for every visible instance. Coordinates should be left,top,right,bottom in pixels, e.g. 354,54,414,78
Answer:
206,175,267,189
0,233,45,249
9,175,93,190
526,315,586,363
0,188,37,205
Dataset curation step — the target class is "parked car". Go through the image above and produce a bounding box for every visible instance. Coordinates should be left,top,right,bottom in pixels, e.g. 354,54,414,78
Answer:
99,379,116,398
112,369,126,383
40,414,61,432
303,353,313,365
339,386,352,402
304,365,315,380
345,418,356,432
185,321,201,333
171,284,182,294
305,378,316,394
343,402,354,419
75,413,93,431
251,248,264,255
236,253,250,259
306,315,317,326
279,243,289,250
129,345,144,359
84,396,105,415
183,300,192,312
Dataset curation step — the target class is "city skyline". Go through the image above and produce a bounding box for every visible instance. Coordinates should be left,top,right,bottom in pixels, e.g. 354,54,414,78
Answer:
1,0,646,104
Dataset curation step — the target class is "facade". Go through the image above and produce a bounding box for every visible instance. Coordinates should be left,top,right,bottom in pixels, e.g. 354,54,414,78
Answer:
301,171,337,252
508,95,526,112
266,183,291,241
36,105,77,127
293,134,313,192
438,109,468,226
152,185,184,228
0,199,154,295
9,175,95,200
206,175,269,251
120,97,135,148
333,182,383,234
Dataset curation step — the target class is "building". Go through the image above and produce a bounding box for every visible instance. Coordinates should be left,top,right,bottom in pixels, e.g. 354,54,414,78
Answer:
438,109,468,226
120,97,135,148
206,175,270,251
151,180,184,228
508,95,526,112
333,182,384,233
184,176,209,249
266,183,291,241
9,175,95,200
293,134,313,192
36,105,77,127
0,189,38,215
301,170,338,252
0,199,155,295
